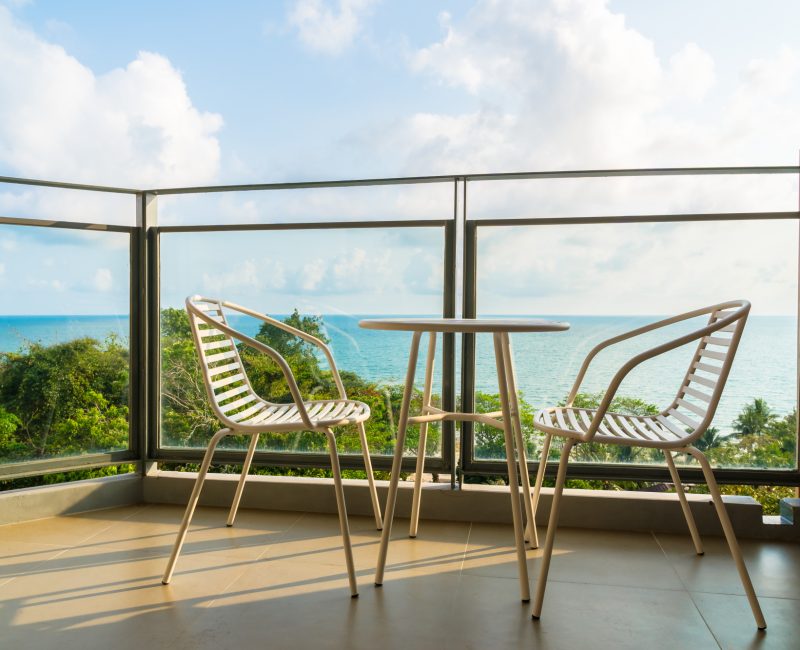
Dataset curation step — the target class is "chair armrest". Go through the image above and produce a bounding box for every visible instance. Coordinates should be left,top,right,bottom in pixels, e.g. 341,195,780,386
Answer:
192,307,314,429
566,301,749,405
578,301,749,441
221,301,349,400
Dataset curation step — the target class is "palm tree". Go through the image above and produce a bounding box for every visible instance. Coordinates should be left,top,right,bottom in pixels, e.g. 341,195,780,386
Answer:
733,398,776,437
694,426,724,452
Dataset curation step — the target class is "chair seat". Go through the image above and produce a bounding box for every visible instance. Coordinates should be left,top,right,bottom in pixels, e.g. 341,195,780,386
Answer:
535,406,691,448
230,398,371,431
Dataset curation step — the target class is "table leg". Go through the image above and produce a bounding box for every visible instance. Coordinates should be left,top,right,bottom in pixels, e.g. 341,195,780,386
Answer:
375,330,423,586
410,331,437,538
500,333,538,548
493,333,531,602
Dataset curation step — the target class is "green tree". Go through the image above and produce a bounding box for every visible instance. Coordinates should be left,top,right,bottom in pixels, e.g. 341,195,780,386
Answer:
160,307,218,446
472,391,537,461
733,398,776,437
694,426,725,453
0,338,128,460
705,401,794,469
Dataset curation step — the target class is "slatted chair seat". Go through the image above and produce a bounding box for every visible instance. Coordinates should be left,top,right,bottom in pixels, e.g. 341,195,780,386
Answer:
162,296,383,598
229,398,370,429
528,300,766,630
535,407,690,446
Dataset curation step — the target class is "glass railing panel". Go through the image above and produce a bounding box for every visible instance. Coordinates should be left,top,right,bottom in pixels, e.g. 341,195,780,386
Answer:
473,219,798,470
468,173,798,221
159,225,448,460
157,182,453,226
0,224,131,464
0,183,135,227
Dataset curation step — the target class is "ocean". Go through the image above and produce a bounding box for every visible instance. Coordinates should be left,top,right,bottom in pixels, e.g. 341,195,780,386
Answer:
0,313,794,432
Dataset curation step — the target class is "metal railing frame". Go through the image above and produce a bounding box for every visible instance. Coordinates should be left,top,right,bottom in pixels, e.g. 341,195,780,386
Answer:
0,167,798,487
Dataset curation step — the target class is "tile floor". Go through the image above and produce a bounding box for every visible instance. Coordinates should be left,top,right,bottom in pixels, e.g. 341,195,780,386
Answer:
1,504,798,649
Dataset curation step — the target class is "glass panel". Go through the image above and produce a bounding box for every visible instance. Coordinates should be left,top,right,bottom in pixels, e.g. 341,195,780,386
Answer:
0,182,135,227
474,219,797,470
0,224,131,463
158,183,452,226
159,226,446,459
468,174,797,221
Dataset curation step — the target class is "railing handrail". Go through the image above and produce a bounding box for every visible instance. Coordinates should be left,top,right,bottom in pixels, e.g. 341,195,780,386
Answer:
3,165,799,197
0,175,140,195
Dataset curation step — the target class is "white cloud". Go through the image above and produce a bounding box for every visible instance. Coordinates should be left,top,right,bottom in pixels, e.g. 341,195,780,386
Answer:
395,0,800,315
203,260,260,294
27,277,67,291
93,267,113,292
201,259,281,295
301,258,326,290
478,219,798,316
288,0,377,55
400,0,800,174
0,7,222,188
0,262,5,274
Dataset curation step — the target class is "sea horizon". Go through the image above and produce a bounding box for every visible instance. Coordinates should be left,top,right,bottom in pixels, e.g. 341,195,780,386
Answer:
0,313,795,433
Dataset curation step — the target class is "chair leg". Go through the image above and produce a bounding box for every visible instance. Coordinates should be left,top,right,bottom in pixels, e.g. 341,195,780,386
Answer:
357,421,383,530
529,433,552,550
162,428,231,585
663,449,703,555
686,446,766,630
227,433,260,527
410,332,437,538
532,438,574,619
325,429,358,597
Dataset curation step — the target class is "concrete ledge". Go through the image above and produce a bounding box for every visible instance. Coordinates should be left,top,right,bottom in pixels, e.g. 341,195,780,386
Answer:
3,471,796,541
144,471,799,541
0,473,143,526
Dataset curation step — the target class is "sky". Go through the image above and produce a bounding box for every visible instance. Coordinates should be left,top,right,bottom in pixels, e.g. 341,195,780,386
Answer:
0,0,799,315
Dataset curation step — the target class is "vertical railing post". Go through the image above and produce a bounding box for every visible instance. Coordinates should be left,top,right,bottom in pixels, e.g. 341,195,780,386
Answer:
460,180,476,482
135,192,158,475
443,188,457,488
795,153,800,486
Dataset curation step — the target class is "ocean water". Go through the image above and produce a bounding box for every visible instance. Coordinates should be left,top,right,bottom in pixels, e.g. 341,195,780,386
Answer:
0,315,130,351
0,313,794,432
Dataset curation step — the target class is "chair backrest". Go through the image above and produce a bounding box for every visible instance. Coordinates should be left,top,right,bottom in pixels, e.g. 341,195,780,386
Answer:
663,300,750,440
185,295,264,426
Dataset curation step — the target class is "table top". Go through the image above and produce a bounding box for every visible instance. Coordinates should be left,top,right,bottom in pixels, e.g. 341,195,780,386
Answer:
358,317,570,334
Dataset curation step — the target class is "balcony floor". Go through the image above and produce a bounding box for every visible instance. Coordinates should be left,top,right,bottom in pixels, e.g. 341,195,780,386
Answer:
1,504,799,649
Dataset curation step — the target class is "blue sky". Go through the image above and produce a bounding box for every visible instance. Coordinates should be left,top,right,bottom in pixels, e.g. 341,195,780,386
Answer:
1,1,799,315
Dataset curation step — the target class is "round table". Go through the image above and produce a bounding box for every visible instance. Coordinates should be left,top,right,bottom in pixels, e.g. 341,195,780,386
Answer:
359,317,569,602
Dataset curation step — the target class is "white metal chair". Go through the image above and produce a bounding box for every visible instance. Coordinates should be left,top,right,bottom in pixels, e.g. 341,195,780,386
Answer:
529,299,766,629
161,296,383,597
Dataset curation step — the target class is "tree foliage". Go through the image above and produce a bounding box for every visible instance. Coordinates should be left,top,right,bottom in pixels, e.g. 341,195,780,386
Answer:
0,338,128,461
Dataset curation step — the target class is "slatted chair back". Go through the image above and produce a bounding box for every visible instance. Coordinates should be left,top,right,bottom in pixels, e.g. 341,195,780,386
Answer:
663,301,749,440
185,296,262,427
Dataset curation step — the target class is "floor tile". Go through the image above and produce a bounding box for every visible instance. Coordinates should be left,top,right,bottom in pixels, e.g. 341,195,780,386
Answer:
0,540,70,585
691,591,799,650
449,576,720,650
655,532,800,600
